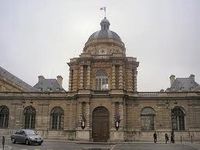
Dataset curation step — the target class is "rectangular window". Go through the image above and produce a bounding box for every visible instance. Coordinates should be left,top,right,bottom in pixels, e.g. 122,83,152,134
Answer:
52,115,58,129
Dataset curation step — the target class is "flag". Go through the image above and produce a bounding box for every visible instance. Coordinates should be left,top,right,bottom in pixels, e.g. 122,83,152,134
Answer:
100,7,106,11
100,7,106,17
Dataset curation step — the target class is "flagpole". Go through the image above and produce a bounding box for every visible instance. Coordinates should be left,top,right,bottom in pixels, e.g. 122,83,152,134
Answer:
100,7,107,18
104,8,106,18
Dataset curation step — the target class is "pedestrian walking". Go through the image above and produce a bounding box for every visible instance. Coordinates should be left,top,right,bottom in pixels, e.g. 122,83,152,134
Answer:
153,132,157,143
171,130,175,143
165,133,169,144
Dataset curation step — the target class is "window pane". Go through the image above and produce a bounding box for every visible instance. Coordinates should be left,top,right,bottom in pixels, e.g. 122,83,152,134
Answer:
0,106,9,128
51,107,64,130
24,107,36,129
171,107,185,131
96,70,108,90
141,107,155,131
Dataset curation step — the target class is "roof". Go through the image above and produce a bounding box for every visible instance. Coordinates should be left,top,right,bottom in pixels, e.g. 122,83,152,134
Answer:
0,66,38,92
86,17,122,43
88,30,121,42
34,78,65,92
167,75,200,92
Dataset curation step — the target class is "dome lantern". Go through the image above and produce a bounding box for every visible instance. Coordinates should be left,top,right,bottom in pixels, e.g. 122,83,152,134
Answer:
100,17,110,30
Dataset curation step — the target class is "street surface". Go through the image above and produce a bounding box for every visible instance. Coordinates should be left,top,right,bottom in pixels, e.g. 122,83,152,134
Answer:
0,140,199,150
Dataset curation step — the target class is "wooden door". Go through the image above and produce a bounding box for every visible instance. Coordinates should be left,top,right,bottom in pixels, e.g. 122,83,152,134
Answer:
92,106,109,142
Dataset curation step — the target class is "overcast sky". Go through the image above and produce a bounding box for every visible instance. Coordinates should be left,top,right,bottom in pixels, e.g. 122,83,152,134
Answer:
0,0,200,91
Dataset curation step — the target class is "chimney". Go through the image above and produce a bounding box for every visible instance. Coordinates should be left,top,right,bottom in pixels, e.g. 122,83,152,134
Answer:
189,74,195,81
38,75,45,82
57,75,63,87
170,75,175,86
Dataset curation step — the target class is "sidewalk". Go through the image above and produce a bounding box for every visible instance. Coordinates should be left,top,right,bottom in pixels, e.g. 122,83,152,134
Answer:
184,143,200,150
3,137,200,149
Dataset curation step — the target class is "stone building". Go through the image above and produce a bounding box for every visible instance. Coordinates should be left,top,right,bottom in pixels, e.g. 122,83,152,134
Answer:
0,18,200,142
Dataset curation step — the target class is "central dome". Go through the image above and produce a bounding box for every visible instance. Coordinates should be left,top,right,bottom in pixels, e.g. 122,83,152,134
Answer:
86,17,122,43
83,17,125,56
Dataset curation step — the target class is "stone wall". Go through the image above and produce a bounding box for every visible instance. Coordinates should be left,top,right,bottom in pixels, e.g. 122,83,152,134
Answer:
0,92,200,142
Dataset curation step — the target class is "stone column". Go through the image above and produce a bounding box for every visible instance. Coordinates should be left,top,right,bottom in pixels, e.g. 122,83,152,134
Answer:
68,69,72,91
65,104,71,129
11,103,23,128
110,101,125,141
17,103,24,128
70,101,76,129
111,102,116,129
133,70,138,92
119,65,123,89
76,102,90,140
86,66,91,89
79,66,84,89
78,102,82,128
85,102,90,128
72,67,78,91
119,102,124,129
127,69,133,92
112,65,116,89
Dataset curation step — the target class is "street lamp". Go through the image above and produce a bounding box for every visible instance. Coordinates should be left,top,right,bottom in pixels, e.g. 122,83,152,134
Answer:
81,119,85,129
115,120,120,130
81,115,86,129
115,113,120,131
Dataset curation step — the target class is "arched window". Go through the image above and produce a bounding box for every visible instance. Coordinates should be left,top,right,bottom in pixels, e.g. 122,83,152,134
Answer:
24,106,36,129
96,70,108,90
0,106,9,128
50,107,64,130
171,107,185,131
141,107,155,131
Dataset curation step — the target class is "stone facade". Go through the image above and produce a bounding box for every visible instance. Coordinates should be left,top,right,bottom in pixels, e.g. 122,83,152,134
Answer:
0,18,200,142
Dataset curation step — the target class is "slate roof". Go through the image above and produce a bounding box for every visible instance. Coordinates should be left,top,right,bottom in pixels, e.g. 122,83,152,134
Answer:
34,77,65,92
0,66,38,92
88,30,121,42
167,75,200,92
87,17,122,43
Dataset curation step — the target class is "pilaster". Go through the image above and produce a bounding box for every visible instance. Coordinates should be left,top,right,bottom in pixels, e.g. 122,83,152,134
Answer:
79,65,84,89
109,102,115,130
112,65,116,89
77,102,82,129
68,69,72,91
73,67,78,91
127,69,133,92
119,102,124,129
85,102,90,129
133,70,137,92
119,65,123,89
86,66,91,89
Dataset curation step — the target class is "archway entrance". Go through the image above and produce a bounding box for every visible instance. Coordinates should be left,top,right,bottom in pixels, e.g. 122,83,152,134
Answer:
92,106,109,142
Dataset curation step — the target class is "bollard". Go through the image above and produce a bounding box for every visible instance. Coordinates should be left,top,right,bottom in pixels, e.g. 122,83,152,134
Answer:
2,136,5,150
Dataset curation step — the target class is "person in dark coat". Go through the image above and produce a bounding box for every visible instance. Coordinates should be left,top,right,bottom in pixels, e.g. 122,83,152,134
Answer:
165,133,169,144
171,130,175,143
153,132,157,143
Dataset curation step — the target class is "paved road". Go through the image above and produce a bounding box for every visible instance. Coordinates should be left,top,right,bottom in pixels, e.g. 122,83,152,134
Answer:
0,140,199,150
113,143,198,150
